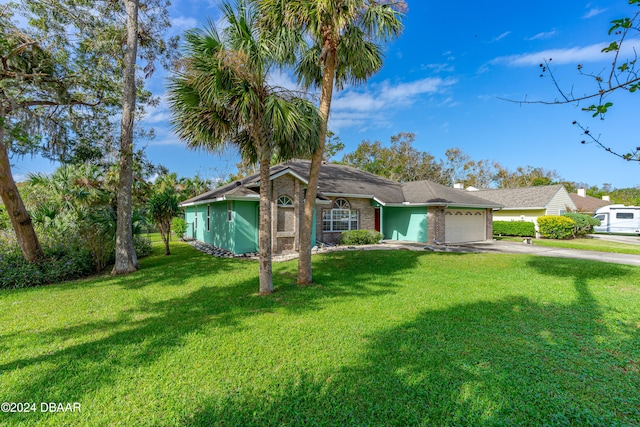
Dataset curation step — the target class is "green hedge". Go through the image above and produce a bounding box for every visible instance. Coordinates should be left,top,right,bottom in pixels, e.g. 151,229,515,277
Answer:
339,230,383,245
538,215,575,239
493,221,535,237
562,212,600,237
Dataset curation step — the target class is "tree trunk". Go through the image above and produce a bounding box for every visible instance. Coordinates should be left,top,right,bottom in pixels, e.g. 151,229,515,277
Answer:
258,149,273,294
297,45,336,285
112,0,140,275
161,220,171,255
0,119,44,262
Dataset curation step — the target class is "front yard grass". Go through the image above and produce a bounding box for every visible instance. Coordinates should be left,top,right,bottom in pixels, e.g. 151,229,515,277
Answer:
1,241,639,426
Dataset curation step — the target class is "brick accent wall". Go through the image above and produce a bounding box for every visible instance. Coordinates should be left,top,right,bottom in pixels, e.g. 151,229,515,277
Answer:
485,209,494,239
427,206,446,245
271,175,304,254
317,197,376,245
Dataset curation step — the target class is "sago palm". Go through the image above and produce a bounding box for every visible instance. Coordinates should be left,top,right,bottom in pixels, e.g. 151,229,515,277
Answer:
168,0,321,294
256,0,406,285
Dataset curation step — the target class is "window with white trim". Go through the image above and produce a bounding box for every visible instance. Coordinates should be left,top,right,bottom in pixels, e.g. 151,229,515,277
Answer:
207,205,211,232
194,206,198,230
322,198,359,231
277,195,293,207
227,201,232,222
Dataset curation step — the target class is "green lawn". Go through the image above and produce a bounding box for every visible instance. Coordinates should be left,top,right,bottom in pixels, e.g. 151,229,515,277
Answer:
1,242,639,426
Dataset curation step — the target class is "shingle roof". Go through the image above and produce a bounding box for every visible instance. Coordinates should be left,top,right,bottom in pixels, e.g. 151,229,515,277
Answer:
181,159,502,208
470,184,566,209
570,193,612,213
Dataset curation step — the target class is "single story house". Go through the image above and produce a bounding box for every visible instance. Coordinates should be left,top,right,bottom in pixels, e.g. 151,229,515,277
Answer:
569,188,612,214
180,160,502,255
466,184,576,227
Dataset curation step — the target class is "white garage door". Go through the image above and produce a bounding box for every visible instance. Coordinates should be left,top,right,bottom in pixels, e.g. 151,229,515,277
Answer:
444,209,486,243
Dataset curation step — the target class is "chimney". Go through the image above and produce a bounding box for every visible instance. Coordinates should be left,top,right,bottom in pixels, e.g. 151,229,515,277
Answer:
453,183,464,189
577,188,586,197
602,195,610,201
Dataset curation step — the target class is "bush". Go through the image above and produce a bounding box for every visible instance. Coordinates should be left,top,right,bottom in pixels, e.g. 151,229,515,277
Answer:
0,245,94,290
172,217,188,240
134,235,152,258
537,215,576,240
562,212,600,237
493,221,535,237
339,230,383,245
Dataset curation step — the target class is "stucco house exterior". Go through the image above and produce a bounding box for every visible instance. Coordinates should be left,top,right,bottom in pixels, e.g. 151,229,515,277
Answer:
467,184,576,228
180,160,502,255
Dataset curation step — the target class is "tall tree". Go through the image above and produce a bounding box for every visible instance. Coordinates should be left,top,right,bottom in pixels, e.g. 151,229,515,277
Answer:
112,0,141,274
0,3,120,262
168,0,321,294
257,0,406,285
111,0,175,275
342,132,441,182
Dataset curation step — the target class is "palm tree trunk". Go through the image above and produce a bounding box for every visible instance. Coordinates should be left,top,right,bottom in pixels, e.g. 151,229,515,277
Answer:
112,0,139,275
258,148,274,294
0,116,44,262
298,45,336,285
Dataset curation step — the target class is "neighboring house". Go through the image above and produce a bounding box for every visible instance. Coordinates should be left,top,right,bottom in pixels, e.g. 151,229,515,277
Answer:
180,160,502,255
467,184,576,227
569,188,612,214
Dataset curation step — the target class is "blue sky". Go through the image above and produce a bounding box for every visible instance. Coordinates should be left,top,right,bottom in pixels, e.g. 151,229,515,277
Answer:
13,0,640,189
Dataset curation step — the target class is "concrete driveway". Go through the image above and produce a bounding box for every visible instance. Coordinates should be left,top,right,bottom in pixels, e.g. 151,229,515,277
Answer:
587,234,640,245
453,240,640,267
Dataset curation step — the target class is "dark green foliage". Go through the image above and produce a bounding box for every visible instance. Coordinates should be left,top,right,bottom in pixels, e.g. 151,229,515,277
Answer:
339,230,383,245
133,235,152,258
493,221,536,237
172,217,188,239
563,213,601,236
538,215,576,239
0,245,93,290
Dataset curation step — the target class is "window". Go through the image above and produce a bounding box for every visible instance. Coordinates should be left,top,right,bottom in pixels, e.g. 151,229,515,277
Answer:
227,201,232,222
322,198,359,231
207,205,211,232
194,206,198,230
616,212,634,219
595,214,606,221
277,195,293,207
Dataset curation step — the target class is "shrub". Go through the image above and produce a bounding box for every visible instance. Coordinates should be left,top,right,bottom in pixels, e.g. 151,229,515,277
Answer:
339,230,383,245
134,235,152,258
0,245,94,290
172,217,188,240
562,212,600,237
493,221,535,237
537,215,575,239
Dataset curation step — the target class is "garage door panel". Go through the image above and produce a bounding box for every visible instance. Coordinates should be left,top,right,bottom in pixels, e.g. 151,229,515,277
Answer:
445,209,485,243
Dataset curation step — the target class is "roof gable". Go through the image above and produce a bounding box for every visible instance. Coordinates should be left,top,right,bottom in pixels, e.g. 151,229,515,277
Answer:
180,159,502,208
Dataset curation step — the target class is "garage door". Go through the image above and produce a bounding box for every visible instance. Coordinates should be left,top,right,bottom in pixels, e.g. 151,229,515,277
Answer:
444,209,486,243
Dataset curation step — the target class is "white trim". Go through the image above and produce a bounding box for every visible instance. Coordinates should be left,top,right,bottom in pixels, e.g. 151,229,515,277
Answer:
179,194,259,207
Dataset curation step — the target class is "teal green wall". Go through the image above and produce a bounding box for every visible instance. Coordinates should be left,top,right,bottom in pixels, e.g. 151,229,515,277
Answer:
383,207,427,243
185,201,258,254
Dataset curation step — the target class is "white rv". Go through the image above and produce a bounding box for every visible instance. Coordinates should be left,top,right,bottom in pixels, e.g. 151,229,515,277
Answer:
593,205,640,235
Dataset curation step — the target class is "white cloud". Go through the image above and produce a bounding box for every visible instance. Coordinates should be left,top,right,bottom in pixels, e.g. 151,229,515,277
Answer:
527,30,558,41
491,31,511,43
329,77,458,131
583,8,606,19
490,41,639,67
170,16,199,32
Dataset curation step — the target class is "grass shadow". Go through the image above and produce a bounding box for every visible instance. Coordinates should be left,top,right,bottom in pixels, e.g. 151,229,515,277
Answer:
0,244,425,424
180,257,640,426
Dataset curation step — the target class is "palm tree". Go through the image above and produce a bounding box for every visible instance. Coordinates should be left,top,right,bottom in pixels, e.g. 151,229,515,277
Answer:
256,0,406,285
168,0,321,294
